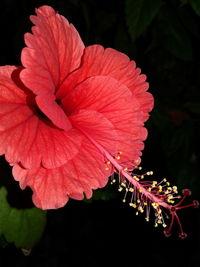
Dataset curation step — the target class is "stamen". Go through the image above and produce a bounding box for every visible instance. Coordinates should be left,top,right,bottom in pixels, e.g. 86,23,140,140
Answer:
80,130,198,239
107,154,198,238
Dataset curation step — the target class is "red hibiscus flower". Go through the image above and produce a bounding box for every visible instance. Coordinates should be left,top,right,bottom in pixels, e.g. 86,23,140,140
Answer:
0,5,197,238
0,5,153,209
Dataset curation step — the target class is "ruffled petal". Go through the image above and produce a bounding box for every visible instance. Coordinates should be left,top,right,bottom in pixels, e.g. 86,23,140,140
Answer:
57,45,153,122
20,5,84,96
13,134,113,209
0,66,81,169
65,76,147,168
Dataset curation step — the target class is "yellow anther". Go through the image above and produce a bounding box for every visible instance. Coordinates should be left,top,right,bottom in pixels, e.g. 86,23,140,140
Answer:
172,186,178,193
138,166,142,170
152,202,159,209
123,167,128,171
167,182,170,186
118,151,123,155
118,187,123,192
105,167,110,171
105,161,111,165
121,183,126,187
125,188,129,192
145,217,149,222
137,199,141,204
163,178,167,182
150,171,153,175
122,199,126,203
158,185,162,192
154,223,158,228
163,223,167,228
132,176,140,181
141,175,144,179
139,189,143,193
129,203,133,207
138,207,144,213
144,202,147,206
136,212,139,216
157,209,162,214
148,188,151,192
133,203,137,208
129,188,134,192
115,155,120,160
158,220,162,224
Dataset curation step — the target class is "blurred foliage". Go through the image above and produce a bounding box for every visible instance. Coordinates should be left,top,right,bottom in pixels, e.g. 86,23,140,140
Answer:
189,0,200,16
0,0,200,257
0,187,46,250
125,0,163,40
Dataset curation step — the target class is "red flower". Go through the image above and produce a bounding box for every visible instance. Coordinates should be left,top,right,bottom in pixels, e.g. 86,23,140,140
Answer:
0,6,197,238
0,6,153,209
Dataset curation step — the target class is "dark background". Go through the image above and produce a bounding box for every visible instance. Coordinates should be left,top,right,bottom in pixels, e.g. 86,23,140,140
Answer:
0,0,200,266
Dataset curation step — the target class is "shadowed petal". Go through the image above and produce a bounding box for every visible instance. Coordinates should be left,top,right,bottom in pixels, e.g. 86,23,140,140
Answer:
20,5,84,96
0,66,81,169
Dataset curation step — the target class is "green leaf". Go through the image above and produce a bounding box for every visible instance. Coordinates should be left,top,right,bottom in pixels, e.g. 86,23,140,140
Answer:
190,0,200,16
0,187,46,249
125,0,163,40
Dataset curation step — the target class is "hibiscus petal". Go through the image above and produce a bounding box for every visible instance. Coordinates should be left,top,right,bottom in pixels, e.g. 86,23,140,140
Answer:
64,76,148,168
36,93,72,131
134,91,154,121
13,134,112,210
70,109,118,154
57,44,153,121
0,66,81,169
20,5,84,95
63,76,133,114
